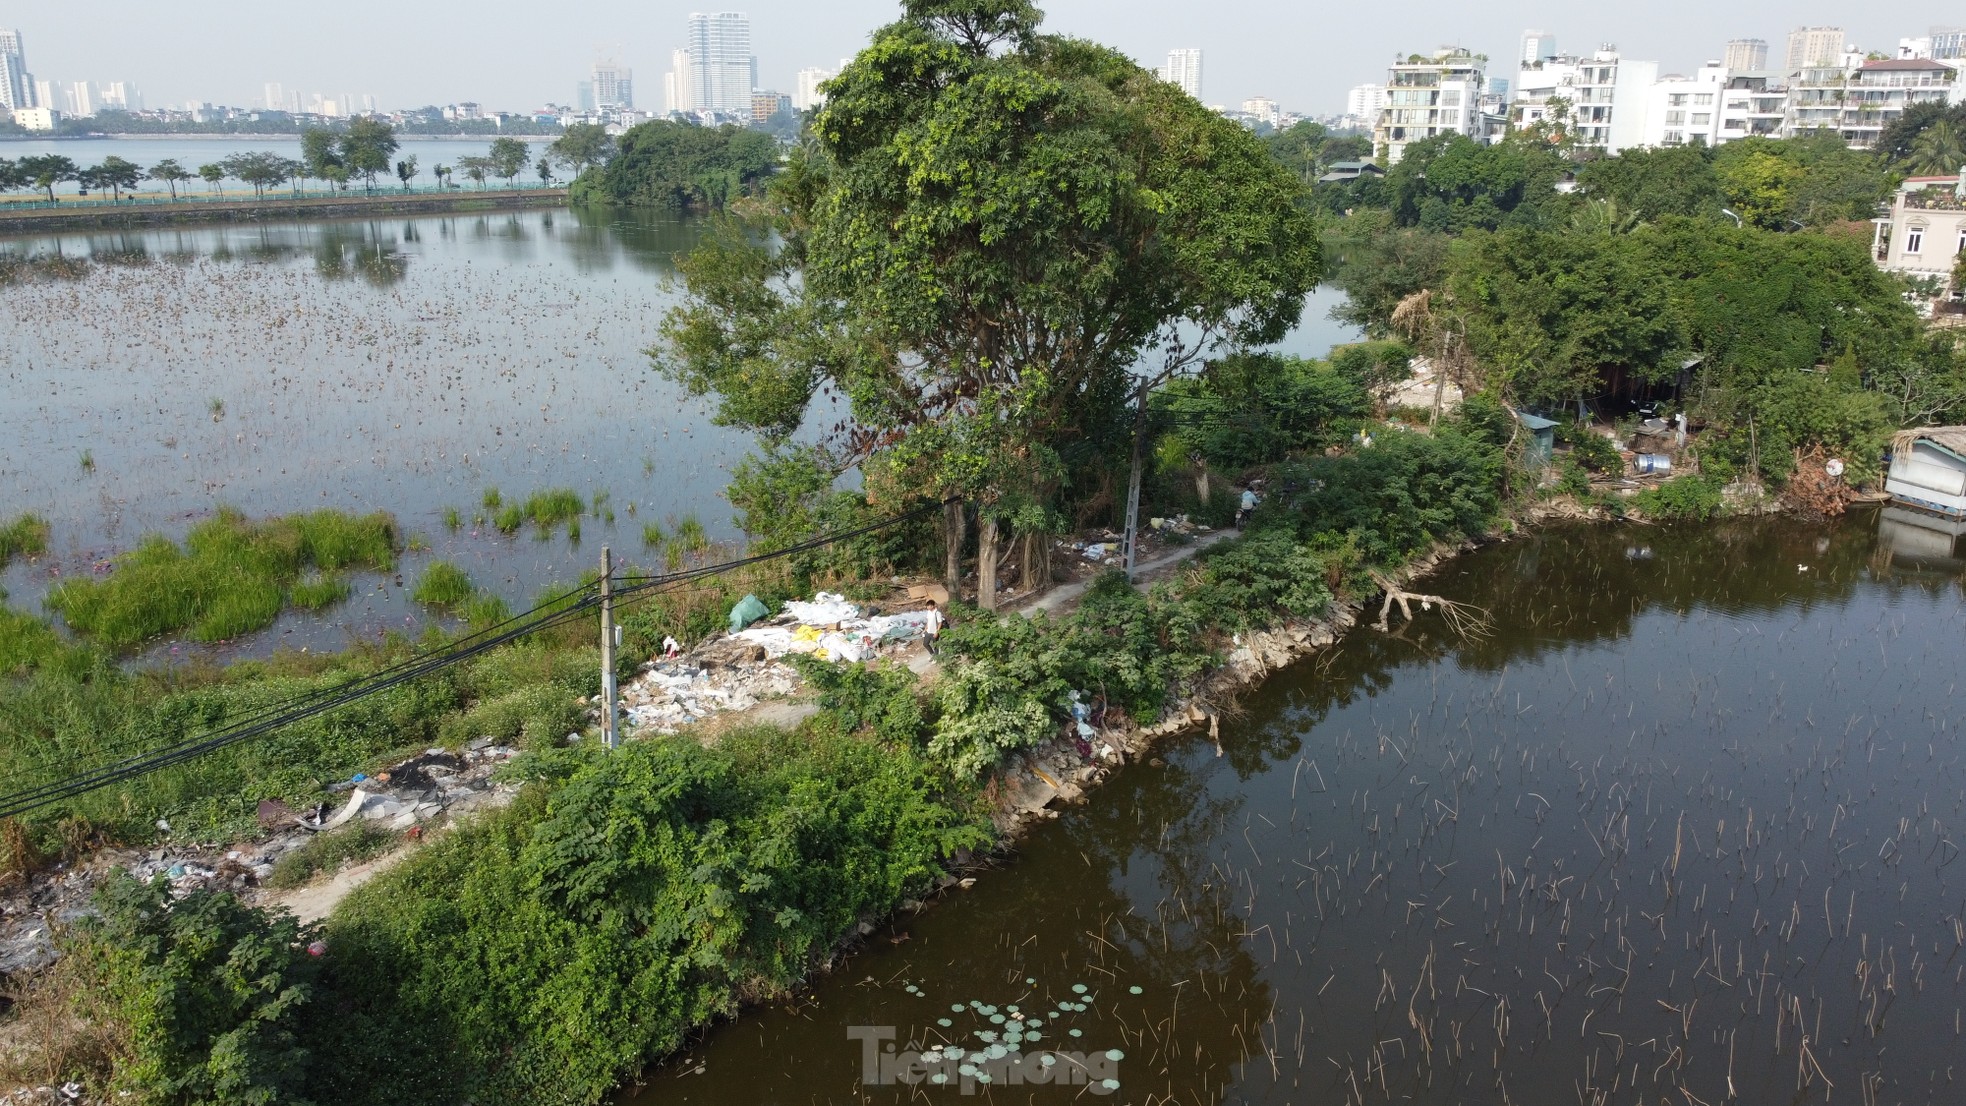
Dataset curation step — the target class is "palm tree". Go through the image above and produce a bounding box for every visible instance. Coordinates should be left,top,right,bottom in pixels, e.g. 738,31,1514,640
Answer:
1905,119,1965,177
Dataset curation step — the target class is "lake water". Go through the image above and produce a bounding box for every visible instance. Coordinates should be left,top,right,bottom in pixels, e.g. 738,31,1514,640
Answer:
629,513,1966,1105
0,205,1360,660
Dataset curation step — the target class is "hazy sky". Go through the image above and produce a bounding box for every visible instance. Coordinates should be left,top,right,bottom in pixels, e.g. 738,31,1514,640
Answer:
16,2,1924,115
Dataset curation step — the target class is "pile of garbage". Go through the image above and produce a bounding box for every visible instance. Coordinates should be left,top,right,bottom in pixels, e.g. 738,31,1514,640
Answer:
620,651,800,735
732,591,936,663
616,590,942,737
0,742,521,979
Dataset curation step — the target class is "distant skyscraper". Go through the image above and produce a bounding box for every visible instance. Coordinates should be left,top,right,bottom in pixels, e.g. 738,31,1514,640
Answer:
794,66,832,112
1723,38,1769,71
0,29,30,111
263,82,285,112
1345,83,1386,122
1785,26,1845,72
591,59,633,110
1521,30,1557,65
668,12,755,115
576,81,595,112
103,81,140,112
1159,48,1202,99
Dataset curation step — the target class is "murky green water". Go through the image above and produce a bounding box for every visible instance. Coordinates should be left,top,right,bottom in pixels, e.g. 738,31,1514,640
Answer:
631,513,1966,1105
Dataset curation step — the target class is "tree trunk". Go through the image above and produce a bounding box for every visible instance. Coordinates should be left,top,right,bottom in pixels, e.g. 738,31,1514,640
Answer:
1194,462,1211,505
977,514,1000,611
943,500,966,599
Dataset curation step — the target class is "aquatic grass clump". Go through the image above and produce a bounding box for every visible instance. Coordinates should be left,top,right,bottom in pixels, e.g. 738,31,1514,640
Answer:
0,608,72,676
641,522,665,548
489,488,586,537
442,507,462,532
0,513,51,567
523,488,584,534
672,516,709,554
45,508,397,650
482,487,503,511
411,561,475,607
289,574,352,611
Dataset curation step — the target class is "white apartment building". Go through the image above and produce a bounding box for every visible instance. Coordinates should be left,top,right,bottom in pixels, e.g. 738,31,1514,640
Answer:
1640,65,1727,147
1785,27,1846,72
1723,39,1768,71
1934,27,1966,61
1374,48,1486,164
668,12,757,116
1242,96,1281,127
1512,48,1657,153
1345,82,1386,127
1158,49,1202,99
794,66,832,112
1786,56,1956,148
11,106,56,131
0,28,31,112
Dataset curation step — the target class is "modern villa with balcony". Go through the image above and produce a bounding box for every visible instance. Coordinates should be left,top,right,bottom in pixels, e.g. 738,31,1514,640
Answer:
1873,173,1966,285
1374,47,1487,164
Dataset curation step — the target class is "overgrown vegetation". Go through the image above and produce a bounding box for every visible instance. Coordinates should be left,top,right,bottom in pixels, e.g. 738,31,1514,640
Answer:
45,509,395,649
267,821,397,889
566,119,778,210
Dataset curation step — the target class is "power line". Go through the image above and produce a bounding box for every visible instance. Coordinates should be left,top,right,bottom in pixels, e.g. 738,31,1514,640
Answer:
0,498,954,821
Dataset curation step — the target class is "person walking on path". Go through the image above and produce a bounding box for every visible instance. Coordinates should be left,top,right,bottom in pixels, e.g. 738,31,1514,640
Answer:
923,599,945,657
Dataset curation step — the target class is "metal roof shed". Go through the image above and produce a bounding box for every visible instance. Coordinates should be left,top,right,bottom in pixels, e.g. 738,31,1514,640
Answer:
1517,412,1559,467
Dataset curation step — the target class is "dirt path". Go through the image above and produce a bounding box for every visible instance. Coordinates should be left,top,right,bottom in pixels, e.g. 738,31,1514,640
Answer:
1015,531,1232,617
264,849,414,926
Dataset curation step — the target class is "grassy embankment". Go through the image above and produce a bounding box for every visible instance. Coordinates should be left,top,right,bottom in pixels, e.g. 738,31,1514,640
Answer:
0,399,1513,1105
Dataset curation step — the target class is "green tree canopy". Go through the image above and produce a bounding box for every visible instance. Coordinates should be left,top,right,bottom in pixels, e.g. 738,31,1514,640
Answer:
19,154,77,201
1446,227,1683,406
566,119,776,210
1574,144,1724,222
300,127,342,182
550,122,616,174
1386,133,1567,232
147,157,192,199
339,118,399,190
487,137,529,185
655,0,1321,606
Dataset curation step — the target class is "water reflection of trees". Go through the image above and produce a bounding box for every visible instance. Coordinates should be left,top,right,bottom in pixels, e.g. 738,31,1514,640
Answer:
312,223,408,287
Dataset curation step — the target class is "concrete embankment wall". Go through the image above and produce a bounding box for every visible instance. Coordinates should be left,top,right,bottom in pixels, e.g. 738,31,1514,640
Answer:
0,189,569,235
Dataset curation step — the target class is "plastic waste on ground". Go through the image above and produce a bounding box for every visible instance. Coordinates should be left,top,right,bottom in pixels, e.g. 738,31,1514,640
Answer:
728,593,770,632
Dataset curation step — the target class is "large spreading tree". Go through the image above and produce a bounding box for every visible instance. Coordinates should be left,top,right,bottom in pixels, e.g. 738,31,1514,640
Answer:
656,0,1320,607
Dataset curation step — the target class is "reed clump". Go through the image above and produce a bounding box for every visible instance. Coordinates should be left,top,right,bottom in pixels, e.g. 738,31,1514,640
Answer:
411,561,475,607
45,508,396,649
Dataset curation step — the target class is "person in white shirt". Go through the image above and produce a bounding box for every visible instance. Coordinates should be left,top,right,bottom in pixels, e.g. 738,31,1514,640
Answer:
1237,486,1258,530
923,600,944,656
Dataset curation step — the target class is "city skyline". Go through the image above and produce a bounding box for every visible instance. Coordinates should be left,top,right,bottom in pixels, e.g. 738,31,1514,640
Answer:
5,2,1946,118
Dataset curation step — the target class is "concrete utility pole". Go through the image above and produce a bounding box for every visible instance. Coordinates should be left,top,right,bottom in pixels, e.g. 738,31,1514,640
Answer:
599,546,620,749
1122,382,1148,581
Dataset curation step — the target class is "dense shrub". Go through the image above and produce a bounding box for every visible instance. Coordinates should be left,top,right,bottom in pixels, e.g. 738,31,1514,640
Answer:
310,724,987,1106
77,874,320,1106
1630,474,1727,520
791,656,928,746
1280,429,1503,563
